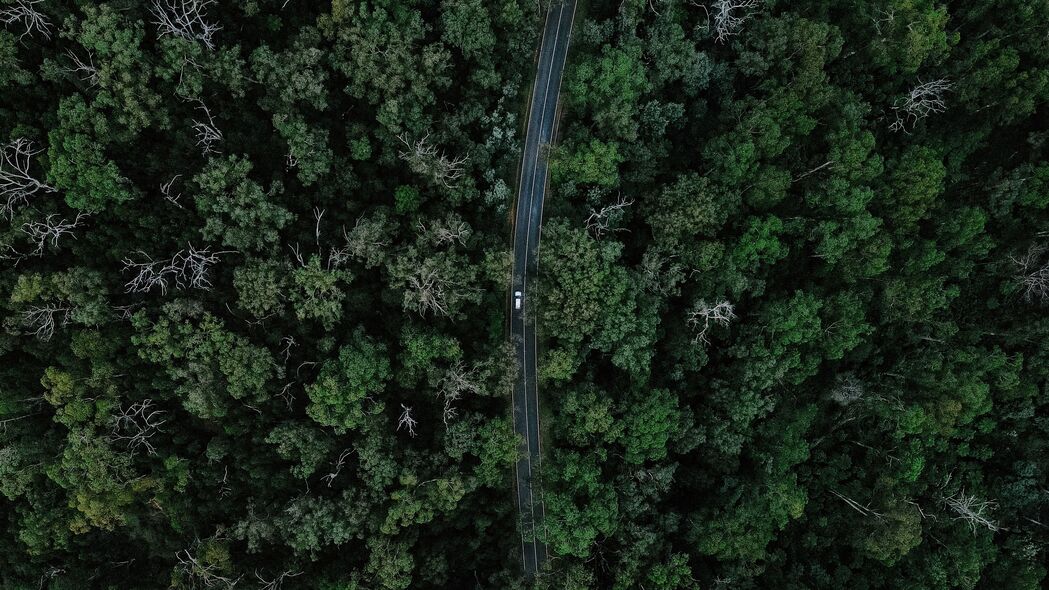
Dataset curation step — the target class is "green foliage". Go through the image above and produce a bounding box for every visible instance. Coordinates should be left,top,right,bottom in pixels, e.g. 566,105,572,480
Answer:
194,155,293,252
3,0,1049,587
305,328,390,432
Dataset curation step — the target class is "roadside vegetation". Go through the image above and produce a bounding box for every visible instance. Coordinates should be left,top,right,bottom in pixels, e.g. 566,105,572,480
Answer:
0,1,539,588
538,0,1049,588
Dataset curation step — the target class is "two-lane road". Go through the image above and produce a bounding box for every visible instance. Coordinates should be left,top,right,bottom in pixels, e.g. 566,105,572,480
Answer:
510,0,577,577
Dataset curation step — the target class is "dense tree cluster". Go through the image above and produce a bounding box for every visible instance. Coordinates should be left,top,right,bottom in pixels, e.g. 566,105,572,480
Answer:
1,1,540,588
4,0,1049,588
537,0,1049,588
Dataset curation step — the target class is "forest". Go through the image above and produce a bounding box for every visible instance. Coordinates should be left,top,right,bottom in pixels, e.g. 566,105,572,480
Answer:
1,0,1048,589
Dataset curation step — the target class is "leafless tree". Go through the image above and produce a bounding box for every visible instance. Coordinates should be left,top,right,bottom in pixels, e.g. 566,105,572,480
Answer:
1011,244,1049,303
830,489,884,519
0,0,52,40
344,214,393,268
946,491,1000,534
21,304,71,341
687,299,736,345
174,544,242,589
830,374,866,406
63,49,98,86
397,404,418,437
320,448,353,487
277,382,295,411
1,138,56,219
38,566,65,590
111,303,144,322
585,194,633,238
192,102,223,156
437,361,480,425
402,266,449,317
890,78,952,133
398,133,468,188
150,0,220,50
706,0,761,43
122,245,226,294
278,336,296,364
160,175,185,208
419,216,471,247
255,570,302,590
110,399,167,456
21,213,88,256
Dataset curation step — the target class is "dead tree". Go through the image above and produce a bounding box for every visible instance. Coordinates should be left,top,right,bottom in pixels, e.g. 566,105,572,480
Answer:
160,175,184,208
21,304,71,341
830,374,866,406
21,213,88,256
406,267,450,317
174,544,242,589
344,214,393,268
321,448,353,487
890,78,952,133
707,0,761,43
0,0,52,40
397,404,418,437
192,102,223,156
1011,244,1049,303
255,570,303,590
1,138,56,219
419,216,471,247
585,194,633,238
122,245,225,294
150,0,220,50
63,49,99,86
687,299,736,345
945,491,1000,534
110,399,168,456
830,490,884,519
398,133,468,189
437,361,480,425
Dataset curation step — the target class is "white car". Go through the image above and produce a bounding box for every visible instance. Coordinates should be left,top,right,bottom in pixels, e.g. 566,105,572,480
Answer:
514,291,523,310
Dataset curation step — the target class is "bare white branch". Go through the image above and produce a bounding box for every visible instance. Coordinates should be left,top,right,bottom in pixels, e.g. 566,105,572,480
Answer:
397,404,418,437
830,489,884,519
686,299,736,345
254,570,302,590
21,304,71,341
437,360,480,426
709,0,761,43
150,0,220,50
161,175,184,208
585,194,633,238
344,215,392,268
21,213,87,256
192,102,223,156
1011,244,1049,303
1,138,56,219
122,245,227,295
890,78,953,133
320,448,353,487
946,491,1000,534
63,49,99,86
398,133,468,189
0,0,52,40
830,374,866,406
418,216,471,247
174,544,241,589
406,267,450,317
110,399,168,456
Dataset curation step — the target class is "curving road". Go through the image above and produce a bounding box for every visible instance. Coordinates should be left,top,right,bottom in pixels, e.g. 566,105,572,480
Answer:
509,0,577,577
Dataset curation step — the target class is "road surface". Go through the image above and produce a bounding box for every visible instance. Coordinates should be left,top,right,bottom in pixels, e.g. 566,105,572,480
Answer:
509,0,577,577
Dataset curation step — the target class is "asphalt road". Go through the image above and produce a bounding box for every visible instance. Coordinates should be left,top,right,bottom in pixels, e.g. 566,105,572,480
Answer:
509,0,577,577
